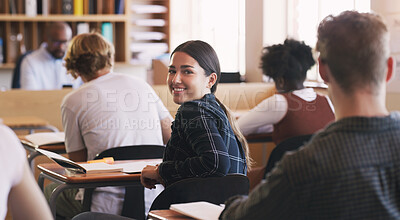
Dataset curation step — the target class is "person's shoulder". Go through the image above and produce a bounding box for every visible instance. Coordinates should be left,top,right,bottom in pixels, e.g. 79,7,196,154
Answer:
110,73,153,88
25,47,46,60
0,124,16,138
111,72,143,81
278,127,337,178
61,83,91,107
0,124,24,153
178,101,200,115
179,95,215,111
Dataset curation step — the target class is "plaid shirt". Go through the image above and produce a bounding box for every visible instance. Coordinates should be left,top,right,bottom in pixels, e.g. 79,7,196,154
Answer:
158,93,247,186
221,112,400,220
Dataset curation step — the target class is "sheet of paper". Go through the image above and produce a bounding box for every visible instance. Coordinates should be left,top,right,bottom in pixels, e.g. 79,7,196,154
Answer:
36,148,73,163
170,201,224,220
117,159,162,173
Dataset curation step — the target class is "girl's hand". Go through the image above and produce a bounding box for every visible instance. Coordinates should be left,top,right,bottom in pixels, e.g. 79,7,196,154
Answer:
140,165,163,189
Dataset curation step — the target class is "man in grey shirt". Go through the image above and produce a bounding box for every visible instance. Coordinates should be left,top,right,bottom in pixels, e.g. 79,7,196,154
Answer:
20,22,81,90
220,11,400,220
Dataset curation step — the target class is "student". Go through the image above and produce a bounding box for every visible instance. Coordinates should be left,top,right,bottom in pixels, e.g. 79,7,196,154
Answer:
44,33,173,218
220,11,400,219
20,22,82,90
0,124,52,220
141,40,251,189
237,39,334,144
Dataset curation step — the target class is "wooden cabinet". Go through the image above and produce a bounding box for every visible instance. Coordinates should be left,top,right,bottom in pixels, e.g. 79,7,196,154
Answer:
0,0,170,69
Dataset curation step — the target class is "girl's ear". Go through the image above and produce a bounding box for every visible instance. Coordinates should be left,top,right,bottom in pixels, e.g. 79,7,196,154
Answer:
207,72,218,88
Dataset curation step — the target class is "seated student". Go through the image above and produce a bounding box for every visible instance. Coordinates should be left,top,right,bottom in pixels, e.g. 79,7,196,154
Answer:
44,33,173,219
237,39,335,144
0,124,52,220
220,11,400,219
20,22,82,90
141,40,251,189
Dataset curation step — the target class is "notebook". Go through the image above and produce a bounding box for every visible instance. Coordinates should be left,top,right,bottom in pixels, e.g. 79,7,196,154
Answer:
25,132,65,146
170,201,224,220
36,149,123,174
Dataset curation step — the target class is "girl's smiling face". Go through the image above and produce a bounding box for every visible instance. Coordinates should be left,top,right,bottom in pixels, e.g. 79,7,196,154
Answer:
167,52,216,104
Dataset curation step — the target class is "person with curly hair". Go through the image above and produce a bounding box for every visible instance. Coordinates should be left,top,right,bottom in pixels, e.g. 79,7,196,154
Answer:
44,32,173,219
238,39,335,144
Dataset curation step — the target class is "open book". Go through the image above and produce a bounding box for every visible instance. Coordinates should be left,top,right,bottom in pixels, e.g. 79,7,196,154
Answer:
36,149,123,174
36,148,162,174
25,132,65,146
170,201,224,220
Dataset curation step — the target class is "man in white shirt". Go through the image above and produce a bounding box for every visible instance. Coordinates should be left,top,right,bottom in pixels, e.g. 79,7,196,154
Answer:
20,22,82,90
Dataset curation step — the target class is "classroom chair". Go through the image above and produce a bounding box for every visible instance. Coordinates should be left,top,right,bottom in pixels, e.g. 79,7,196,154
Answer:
248,134,313,191
82,145,165,220
72,212,134,220
149,174,249,211
11,51,32,89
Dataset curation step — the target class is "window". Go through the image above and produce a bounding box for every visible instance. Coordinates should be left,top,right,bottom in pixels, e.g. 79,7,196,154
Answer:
170,0,245,73
265,0,371,81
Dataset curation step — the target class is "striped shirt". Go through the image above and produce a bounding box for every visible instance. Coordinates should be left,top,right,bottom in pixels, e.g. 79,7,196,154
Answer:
158,93,247,186
220,112,400,220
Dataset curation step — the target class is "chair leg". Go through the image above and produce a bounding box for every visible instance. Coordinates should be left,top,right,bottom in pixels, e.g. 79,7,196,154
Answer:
121,186,145,220
82,188,95,212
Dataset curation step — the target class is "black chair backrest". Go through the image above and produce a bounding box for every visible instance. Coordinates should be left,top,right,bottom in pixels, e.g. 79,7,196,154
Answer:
149,174,249,212
264,134,313,176
95,145,165,160
83,145,165,220
12,51,32,89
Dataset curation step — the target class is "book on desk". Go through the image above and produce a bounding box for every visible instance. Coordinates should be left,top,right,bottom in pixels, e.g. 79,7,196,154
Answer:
149,201,224,220
24,132,65,146
36,148,161,174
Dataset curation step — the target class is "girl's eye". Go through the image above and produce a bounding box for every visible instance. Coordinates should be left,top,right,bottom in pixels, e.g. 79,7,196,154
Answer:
168,70,176,74
184,70,193,74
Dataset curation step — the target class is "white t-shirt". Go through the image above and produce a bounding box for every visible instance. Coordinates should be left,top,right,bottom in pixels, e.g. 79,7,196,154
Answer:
61,72,172,215
0,124,25,219
20,43,82,90
237,88,334,136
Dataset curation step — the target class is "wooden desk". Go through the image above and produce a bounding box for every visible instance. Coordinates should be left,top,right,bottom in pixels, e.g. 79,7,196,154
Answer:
245,133,273,165
148,210,193,220
2,115,59,133
19,136,66,169
37,160,159,218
